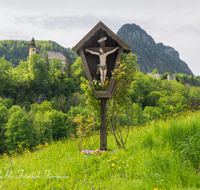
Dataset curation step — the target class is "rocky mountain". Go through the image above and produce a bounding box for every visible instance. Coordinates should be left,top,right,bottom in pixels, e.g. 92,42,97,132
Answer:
117,24,193,75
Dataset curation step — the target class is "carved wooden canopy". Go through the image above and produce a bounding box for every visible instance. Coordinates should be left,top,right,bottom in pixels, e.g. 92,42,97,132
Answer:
72,21,130,98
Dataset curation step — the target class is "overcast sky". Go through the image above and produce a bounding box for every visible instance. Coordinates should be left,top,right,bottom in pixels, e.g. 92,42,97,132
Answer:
1,0,200,75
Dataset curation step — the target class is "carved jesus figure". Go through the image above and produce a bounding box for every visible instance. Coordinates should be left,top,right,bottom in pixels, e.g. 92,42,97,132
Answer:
85,46,119,84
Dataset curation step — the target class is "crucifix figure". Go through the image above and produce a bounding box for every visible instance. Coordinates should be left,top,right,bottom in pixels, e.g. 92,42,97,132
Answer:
85,46,119,84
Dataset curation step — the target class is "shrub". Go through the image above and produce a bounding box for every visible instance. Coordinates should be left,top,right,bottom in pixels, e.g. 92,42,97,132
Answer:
143,106,163,120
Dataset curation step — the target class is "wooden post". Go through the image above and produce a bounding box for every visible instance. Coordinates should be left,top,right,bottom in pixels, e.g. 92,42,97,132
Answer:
100,98,107,150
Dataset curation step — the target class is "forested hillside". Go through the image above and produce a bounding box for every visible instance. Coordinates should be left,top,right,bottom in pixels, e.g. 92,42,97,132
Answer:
117,23,193,75
1,52,200,154
0,23,200,156
0,40,77,67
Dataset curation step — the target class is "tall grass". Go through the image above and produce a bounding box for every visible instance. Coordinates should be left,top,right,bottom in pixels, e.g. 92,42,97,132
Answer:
1,111,200,189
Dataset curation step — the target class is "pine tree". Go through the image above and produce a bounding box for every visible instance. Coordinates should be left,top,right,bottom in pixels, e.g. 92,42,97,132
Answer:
65,54,72,78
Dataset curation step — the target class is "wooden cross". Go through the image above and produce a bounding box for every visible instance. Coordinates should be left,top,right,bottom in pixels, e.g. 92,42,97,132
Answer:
85,31,119,150
86,31,117,59
72,21,130,151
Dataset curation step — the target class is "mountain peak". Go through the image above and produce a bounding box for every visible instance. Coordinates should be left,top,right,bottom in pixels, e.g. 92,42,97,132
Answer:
118,23,155,45
117,23,193,75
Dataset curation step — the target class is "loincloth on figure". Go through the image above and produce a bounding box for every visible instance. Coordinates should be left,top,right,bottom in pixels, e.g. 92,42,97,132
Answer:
96,64,107,74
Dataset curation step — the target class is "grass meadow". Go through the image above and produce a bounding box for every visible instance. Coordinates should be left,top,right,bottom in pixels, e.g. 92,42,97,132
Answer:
1,111,200,189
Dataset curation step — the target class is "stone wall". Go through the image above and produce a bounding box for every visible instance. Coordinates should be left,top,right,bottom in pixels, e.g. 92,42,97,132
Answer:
147,73,161,79
167,75,176,81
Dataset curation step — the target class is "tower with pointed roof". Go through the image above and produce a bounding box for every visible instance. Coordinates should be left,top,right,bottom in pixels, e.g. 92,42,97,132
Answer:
29,37,36,57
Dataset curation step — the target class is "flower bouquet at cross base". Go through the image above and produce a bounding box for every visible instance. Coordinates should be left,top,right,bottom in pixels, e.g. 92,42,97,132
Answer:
92,77,110,91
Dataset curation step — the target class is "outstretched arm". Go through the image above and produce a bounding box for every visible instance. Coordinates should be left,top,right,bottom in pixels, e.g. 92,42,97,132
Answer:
105,46,119,56
85,49,99,56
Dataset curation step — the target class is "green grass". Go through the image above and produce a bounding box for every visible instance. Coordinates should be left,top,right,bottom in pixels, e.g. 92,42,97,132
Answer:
1,111,200,189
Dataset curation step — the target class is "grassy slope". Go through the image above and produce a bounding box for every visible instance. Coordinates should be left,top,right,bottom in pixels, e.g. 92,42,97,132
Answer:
1,111,200,189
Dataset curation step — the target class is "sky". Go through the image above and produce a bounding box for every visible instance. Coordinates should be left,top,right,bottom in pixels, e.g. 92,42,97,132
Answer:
1,0,200,75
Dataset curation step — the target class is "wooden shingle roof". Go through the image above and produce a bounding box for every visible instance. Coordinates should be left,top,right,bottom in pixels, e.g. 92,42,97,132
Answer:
72,21,130,54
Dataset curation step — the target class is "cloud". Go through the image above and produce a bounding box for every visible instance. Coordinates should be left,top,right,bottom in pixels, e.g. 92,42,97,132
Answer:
1,0,200,75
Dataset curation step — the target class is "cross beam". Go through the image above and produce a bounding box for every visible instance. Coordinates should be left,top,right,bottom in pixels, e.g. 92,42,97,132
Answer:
85,30,117,55
86,47,117,53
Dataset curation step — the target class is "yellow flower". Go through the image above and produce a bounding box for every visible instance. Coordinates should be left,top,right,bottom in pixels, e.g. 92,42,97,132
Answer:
111,163,115,167
113,157,117,160
154,188,158,190
107,159,111,162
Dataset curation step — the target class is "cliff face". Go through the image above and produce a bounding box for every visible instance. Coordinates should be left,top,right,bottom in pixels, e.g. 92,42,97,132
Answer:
117,23,193,75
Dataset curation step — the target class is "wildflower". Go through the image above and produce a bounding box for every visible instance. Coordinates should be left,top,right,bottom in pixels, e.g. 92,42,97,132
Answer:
113,157,117,160
154,188,158,190
107,160,111,162
111,163,115,167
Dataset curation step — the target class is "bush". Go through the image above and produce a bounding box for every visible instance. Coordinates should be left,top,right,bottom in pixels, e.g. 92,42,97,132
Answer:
143,106,163,120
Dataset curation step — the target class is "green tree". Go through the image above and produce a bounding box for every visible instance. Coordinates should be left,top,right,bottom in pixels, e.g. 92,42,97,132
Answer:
0,104,8,153
0,56,16,98
145,91,162,107
45,110,67,140
162,72,169,80
3,98,13,109
5,107,34,151
29,54,51,100
71,57,87,91
33,113,52,145
8,105,22,115
65,53,72,78
152,69,159,74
